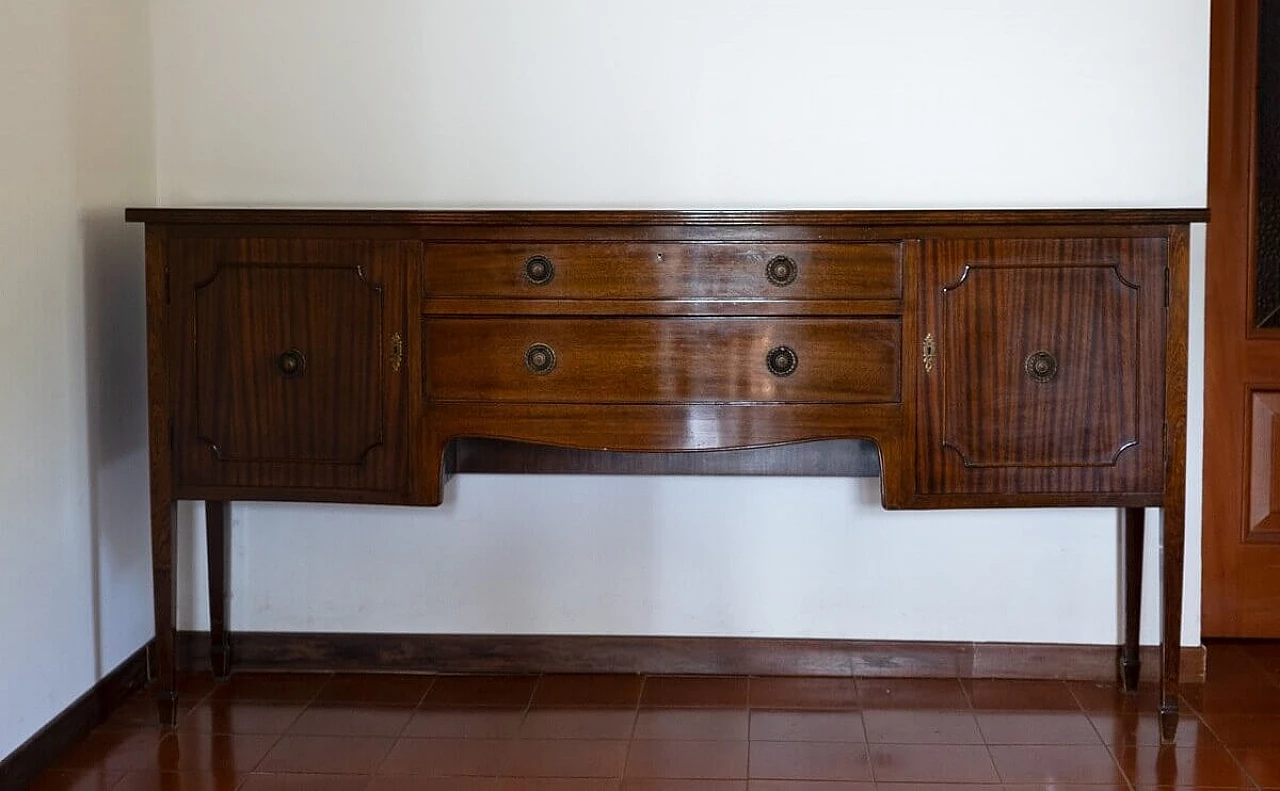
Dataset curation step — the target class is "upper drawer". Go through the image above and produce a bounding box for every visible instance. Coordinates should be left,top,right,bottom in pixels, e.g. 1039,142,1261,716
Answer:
423,242,903,301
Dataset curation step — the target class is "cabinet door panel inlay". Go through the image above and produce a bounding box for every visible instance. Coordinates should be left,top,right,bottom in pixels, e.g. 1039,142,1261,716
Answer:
939,264,1139,468
194,262,386,464
171,237,413,493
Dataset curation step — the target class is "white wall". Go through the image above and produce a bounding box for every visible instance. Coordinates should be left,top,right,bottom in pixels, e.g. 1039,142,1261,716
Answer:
150,1,1209,646
0,0,154,761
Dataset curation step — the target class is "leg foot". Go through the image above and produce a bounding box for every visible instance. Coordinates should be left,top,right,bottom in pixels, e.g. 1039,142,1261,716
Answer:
211,636,232,680
150,501,177,728
1120,506,1145,692
1159,702,1179,744
154,690,178,729
206,500,232,680
1120,655,1141,692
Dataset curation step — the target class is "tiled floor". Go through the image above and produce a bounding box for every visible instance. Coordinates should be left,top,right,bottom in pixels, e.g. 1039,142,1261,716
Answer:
27,641,1280,790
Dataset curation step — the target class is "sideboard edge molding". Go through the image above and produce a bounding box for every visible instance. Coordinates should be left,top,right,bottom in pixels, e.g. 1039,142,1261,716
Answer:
125,207,1209,227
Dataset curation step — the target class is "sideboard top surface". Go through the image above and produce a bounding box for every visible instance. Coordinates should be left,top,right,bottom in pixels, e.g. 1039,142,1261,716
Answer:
125,207,1208,227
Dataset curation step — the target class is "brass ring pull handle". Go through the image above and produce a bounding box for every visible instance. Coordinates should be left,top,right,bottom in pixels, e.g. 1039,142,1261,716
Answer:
525,343,557,375
766,255,798,286
524,255,555,285
277,349,306,378
766,345,798,377
1024,350,1058,383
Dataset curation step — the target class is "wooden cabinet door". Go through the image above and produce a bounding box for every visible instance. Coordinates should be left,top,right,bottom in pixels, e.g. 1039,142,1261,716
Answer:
169,237,414,497
916,238,1167,499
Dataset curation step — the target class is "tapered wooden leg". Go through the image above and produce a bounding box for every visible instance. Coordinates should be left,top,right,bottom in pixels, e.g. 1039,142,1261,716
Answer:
144,228,178,726
1160,503,1186,744
206,500,232,679
1120,507,1145,691
1159,222,1189,744
151,496,177,727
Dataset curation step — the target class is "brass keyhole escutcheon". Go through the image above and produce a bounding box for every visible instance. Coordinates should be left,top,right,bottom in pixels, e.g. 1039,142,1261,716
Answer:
1024,350,1058,383
766,255,798,286
766,345,799,377
524,255,555,285
277,349,306,378
923,333,937,373
389,332,404,373
525,343,557,375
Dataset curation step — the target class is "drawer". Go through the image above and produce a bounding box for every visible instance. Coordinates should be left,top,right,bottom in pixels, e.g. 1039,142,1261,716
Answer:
425,317,901,404
423,242,902,301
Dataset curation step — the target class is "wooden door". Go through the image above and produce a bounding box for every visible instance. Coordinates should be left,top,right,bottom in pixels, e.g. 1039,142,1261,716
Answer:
916,238,1167,500
169,236,414,497
1203,0,1280,635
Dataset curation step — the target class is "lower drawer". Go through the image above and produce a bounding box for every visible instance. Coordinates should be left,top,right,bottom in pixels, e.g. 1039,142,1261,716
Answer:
425,317,901,404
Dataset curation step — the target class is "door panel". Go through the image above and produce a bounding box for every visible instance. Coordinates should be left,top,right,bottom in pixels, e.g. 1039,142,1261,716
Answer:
1253,0,1280,329
917,238,1166,497
1247,391,1280,539
170,237,413,495
193,265,385,464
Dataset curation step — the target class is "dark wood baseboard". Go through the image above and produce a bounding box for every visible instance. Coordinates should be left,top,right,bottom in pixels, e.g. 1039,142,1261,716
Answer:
0,644,149,791
176,631,1206,683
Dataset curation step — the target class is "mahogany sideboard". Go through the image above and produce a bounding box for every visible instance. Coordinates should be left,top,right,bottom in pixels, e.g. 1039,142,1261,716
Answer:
127,207,1203,741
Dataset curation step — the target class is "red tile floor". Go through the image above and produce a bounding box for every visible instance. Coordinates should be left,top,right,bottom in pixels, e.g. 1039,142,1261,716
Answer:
27,641,1280,790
